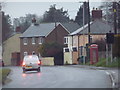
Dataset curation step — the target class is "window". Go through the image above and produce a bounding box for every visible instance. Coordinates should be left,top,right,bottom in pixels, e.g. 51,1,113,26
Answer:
39,37,43,44
64,48,69,52
64,37,68,44
24,52,28,56
90,36,93,43
72,47,77,52
32,37,35,44
23,38,28,45
32,51,35,55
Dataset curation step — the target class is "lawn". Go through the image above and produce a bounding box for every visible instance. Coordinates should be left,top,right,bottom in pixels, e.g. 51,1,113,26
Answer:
0,68,11,84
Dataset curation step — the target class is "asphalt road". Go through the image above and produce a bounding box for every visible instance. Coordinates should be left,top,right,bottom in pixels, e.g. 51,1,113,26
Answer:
3,66,112,88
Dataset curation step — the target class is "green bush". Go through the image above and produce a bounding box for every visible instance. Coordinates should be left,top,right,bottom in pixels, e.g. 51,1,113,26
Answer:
107,58,120,67
94,58,106,67
38,42,63,57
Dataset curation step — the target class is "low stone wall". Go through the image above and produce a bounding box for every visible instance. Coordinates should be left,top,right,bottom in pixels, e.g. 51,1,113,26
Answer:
41,57,54,66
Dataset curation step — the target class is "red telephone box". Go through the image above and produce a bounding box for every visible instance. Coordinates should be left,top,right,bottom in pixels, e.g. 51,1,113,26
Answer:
90,44,98,64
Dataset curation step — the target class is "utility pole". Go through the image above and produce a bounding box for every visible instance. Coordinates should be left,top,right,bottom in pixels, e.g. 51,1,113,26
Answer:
106,2,109,22
78,1,86,64
87,0,91,44
113,2,117,34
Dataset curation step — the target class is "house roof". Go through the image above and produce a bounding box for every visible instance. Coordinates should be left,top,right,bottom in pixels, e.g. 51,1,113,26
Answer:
70,19,114,35
20,22,80,38
20,23,58,38
60,22,80,33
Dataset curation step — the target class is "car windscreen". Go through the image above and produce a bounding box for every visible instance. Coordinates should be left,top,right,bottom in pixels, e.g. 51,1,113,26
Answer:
24,55,39,62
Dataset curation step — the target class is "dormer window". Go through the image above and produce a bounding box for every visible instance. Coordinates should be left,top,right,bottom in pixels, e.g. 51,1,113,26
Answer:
23,38,28,45
32,37,35,45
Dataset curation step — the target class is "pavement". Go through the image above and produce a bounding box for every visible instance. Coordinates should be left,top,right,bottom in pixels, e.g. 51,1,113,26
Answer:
66,65,120,88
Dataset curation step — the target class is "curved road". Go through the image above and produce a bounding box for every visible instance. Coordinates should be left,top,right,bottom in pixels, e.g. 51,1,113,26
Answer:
3,66,112,88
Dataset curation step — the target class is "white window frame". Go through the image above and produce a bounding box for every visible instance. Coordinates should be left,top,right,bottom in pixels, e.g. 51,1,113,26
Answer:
64,37,68,44
90,36,93,43
32,37,35,45
64,48,70,52
32,51,35,55
72,46,78,52
24,52,28,56
23,38,28,45
39,37,43,44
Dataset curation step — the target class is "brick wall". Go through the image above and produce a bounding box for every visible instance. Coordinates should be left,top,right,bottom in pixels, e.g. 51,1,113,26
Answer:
45,24,69,45
20,37,43,60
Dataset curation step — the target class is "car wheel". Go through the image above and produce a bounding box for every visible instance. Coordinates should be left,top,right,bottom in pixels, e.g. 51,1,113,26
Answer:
37,67,40,72
23,68,26,73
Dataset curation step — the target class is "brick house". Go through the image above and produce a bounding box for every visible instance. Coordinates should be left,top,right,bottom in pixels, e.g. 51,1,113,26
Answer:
64,9,114,64
20,21,80,64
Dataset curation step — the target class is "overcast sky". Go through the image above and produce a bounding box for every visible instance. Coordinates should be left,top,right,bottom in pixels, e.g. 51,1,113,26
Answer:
2,0,102,21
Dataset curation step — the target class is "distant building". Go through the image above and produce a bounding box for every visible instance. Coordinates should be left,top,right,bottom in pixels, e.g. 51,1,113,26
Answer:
64,9,114,64
3,33,22,65
20,21,80,65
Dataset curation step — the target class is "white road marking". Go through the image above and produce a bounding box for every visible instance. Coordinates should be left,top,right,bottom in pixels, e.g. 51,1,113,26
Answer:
98,70,105,72
106,71,115,88
106,71,110,75
112,71,116,74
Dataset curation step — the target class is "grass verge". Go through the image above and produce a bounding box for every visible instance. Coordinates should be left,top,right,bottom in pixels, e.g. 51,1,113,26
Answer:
83,58,120,67
0,68,11,84
95,58,120,67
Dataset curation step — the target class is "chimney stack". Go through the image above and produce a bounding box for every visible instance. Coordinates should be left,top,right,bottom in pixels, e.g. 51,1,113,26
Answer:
31,18,39,26
16,26,21,33
32,18,36,23
92,8,102,21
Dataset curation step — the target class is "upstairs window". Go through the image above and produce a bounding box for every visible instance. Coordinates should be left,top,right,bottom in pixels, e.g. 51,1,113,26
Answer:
32,37,35,44
32,51,35,55
39,37,43,44
24,52,28,56
64,37,68,44
90,36,93,43
23,38,28,45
